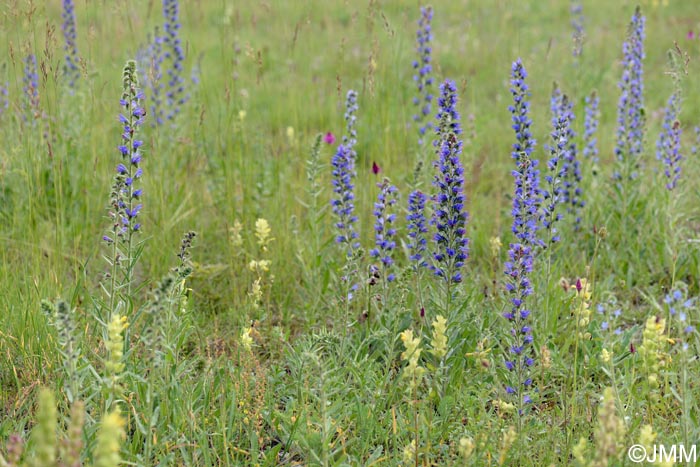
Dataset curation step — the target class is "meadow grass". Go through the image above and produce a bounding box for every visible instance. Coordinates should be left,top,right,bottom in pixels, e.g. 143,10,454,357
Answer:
1,0,700,465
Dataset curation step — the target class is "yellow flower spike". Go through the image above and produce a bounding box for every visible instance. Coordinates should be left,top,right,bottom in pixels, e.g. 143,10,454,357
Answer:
400,329,421,363
286,126,295,144
430,315,448,360
572,438,588,466
238,110,247,121
489,236,502,257
229,220,243,249
593,388,625,466
249,278,263,309
601,348,612,364
402,439,417,464
93,410,125,467
106,314,127,375
254,218,274,251
400,328,425,390
459,437,475,461
639,315,668,392
241,327,254,351
29,388,57,467
638,424,656,452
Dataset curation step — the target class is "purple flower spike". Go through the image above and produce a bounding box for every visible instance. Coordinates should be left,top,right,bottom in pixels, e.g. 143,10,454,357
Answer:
412,6,434,145
105,61,146,245
503,58,539,410
430,80,469,285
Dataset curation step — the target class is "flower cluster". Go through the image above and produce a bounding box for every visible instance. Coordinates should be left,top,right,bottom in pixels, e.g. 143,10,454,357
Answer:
614,7,645,179
583,91,600,161
508,59,541,249
656,92,682,190
162,0,188,122
406,190,429,269
400,329,425,391
331,90,361,259
663,289,695,340
61,0,80,89
541,86,570,244
137,28,165,125
638,315,667,393
370,178,398,283
570,1,584,57
503,59,540,410
22,54,41,123
431,79,469,284
429,315,448,360
249,218,274,310
137,0,189,126
412,6,434,145
343,90,359,158
555,89,583,228
104,61,145,244
331,144,359,257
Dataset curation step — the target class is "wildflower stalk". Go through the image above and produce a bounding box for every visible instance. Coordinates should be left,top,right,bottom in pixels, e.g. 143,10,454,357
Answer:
541,86,572,333
431,80,469,317
93,410,125,467
656,47,687,288
61,0,80,89
370,178,398,308
400,329,425,467
103,60,145,326
613,7,645,221
504,59,540,427
331,90,360,331
583,91,600,162
41,299,81,402
305,134,324,257
412,6,434,149
28,389,57,467
407,188,428,316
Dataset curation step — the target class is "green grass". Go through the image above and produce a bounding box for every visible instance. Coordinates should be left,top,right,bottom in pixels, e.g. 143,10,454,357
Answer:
1,0,700,465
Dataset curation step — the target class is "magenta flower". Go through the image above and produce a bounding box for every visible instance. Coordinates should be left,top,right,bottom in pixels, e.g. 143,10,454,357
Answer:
688,30,695,40
324,132,336,145
372,161,381,175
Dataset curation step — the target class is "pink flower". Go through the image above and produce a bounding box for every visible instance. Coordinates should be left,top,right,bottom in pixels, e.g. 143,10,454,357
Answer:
372,161,381,175
323,132,335,145
688,30,695,40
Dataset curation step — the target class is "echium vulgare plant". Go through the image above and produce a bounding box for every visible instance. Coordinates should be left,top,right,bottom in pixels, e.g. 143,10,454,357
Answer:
503,59,539,421
431,80,469,313
407,189,429,270
370,178,399,292
137,27,165,126
331,90,361,316
570,0,584,58
61,0,80,89
541,84,569,246
331,90,360,260
103,60,146,322
22,53,41,124
614,6,645,182
412,5,434,146
582,91,600,162
162,0,188,123
554,87,583,229
656,49,685,191
343,89,359,159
